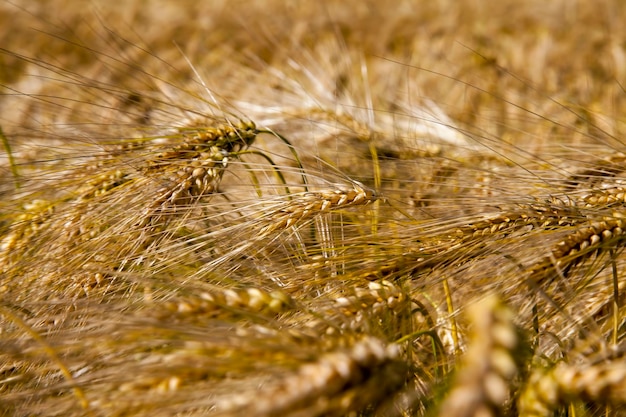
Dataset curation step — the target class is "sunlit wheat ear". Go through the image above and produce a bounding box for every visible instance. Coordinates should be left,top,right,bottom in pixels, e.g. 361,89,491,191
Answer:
258,182,377,236
581,186,626,209
457,199,585,240
128,121,258,225
519,360,626,416
438,294,524,417
158,286,293,320
217,337,407,417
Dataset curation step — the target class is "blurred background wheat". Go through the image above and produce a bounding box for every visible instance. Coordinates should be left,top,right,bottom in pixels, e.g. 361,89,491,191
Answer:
1,1,626,416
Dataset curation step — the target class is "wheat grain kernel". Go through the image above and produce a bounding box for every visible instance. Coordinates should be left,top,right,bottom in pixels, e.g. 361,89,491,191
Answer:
483,372,508,404
590,234,601,245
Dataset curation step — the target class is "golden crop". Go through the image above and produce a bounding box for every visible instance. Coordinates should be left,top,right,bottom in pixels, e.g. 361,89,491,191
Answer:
1,1,626,416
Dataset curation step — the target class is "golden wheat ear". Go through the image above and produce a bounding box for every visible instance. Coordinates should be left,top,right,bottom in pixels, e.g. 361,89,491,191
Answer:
437,295,526,417
529,215,626,281
216,337,407,417
258,182,377,236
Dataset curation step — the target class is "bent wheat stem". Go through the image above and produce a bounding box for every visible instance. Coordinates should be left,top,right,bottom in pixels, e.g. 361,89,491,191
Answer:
236,149,291,195
258,128,309,191
0,126,19,190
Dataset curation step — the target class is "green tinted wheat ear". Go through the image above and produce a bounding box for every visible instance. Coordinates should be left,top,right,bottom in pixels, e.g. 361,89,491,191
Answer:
519,361,626,417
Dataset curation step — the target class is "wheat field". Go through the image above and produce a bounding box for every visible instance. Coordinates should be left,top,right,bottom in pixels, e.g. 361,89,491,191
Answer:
1,1,626,416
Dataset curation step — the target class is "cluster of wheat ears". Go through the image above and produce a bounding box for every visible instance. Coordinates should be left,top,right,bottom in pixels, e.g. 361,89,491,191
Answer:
1,1,626,416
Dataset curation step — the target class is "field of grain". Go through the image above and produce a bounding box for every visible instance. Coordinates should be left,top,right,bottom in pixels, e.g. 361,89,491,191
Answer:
1,1,626,416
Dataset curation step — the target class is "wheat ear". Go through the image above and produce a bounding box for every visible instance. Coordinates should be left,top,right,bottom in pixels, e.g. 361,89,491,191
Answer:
217,337,406,417
581,187,626,208
458,200,584,240
302,279,412,334
259,183,377,236
438,294,523,417
0,121,258,281
519,360,626,416
529,213,626,285
159,287,293,320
